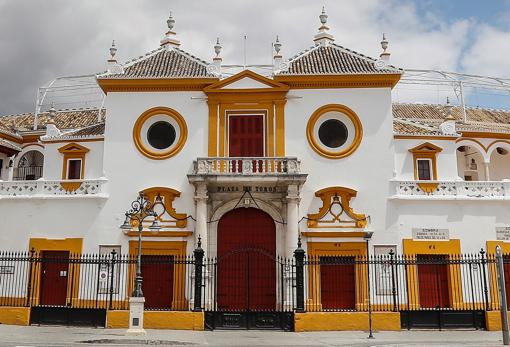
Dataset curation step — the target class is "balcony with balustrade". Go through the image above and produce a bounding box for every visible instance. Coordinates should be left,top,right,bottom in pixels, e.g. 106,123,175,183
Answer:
390,179,510,200
188,157,307,187
0,178,108,199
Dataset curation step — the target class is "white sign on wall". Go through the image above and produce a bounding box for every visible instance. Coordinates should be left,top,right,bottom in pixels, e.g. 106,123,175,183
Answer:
496,227,510,241
373,245,397,295
412,228,449,240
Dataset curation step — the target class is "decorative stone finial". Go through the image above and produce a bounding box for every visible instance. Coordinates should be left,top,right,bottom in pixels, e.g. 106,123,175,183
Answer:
214,37,222,58
319,6,328,25
44,103,61,137
379,33,390,62
440,97,458,135
167,11,175,31
160,11,180,49
313,7,334,46
274,35,282,55
109,40,117,61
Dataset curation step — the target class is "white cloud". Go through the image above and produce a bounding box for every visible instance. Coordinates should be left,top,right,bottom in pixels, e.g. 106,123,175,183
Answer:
0,0,508,114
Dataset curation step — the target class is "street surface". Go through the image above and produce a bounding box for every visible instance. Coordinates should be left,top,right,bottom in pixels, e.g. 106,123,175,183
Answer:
0,325,505,347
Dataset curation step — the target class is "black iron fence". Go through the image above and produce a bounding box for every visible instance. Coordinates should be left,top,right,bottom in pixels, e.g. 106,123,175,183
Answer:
0,248,504,315
13,166,43,180
0,251,194,311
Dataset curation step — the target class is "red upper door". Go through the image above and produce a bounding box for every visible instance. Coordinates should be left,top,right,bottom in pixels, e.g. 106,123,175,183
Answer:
417,255,450,308
40,251,70,306
228,115,264,157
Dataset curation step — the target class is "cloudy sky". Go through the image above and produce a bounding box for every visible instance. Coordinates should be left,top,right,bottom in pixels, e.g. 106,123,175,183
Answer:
1,0,509,115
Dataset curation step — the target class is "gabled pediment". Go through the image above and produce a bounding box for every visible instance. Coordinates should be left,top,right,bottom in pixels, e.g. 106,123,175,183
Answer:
58,142,90,154
204,70,289,93
408,142,443,153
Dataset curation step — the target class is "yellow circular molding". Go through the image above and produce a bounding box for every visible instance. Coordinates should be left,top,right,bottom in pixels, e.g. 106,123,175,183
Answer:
133,107,188,160
306,104,363,159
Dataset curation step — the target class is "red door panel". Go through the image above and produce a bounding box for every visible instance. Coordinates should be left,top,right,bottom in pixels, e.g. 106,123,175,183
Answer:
320,257,356,310
217,207,276,311
141,255,174,309
40,251,70,306
417,255,450,308
503,257,510,309
228,115,264,173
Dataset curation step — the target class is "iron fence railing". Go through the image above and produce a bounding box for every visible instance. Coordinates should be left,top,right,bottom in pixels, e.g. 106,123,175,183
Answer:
0,249,503,314
13,166,43,181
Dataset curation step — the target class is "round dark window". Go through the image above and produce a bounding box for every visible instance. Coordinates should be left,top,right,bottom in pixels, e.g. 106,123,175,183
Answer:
318,119,348,148
147,121,176,150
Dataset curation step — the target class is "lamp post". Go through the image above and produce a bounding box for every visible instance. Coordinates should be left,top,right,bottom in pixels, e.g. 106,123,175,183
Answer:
120,191,165,334
364,231,374,339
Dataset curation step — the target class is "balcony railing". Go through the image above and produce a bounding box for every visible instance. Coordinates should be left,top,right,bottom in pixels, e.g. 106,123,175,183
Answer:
0,178,107,197
191,157,301,175
391,180,510,200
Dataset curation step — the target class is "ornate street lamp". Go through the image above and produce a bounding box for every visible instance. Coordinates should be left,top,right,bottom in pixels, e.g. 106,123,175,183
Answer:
120,191,165,297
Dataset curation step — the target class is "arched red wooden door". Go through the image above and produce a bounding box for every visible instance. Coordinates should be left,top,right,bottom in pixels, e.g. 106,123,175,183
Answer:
217,207,276,311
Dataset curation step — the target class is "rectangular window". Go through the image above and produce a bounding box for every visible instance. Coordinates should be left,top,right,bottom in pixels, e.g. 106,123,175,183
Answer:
416,159,432,180
98,245,121,294
67,159,82,179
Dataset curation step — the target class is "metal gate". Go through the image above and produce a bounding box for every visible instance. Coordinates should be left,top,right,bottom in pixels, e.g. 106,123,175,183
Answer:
203,248,295,330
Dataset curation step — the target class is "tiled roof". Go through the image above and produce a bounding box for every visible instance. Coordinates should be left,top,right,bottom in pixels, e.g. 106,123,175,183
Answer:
0,138,21,152
99,47,216,79
64,123,105,137
393,118,441,136
393,103,510,135
278,43,402,75
0,108,105,132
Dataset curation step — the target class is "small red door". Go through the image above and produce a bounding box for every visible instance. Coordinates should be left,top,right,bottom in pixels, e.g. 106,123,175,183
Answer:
417,255,450,308
217,208,276,311
141,255,174,309
320,257,356,310
40,251,70,306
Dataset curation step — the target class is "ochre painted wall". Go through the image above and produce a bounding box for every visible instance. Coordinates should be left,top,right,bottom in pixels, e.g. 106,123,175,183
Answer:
0,307,30,326
294,312,400,331
106,310,204,330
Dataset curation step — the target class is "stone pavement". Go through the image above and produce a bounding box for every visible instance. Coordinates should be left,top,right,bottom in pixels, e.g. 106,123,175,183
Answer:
0,325,505,347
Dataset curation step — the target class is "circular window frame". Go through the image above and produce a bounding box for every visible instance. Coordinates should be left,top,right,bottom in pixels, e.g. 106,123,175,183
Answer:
133,107,188,160
306,104,363,159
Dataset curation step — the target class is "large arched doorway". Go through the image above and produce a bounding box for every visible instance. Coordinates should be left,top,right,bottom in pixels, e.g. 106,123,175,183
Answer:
217,207,276,311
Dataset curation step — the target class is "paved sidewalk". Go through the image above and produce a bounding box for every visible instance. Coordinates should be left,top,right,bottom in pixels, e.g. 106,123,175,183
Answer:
0,325,505,347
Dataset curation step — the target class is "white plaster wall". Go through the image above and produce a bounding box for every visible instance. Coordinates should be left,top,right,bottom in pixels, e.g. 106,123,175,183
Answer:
489,150,510,181
284,88,398,246
0,197,107,250
394,139,459,180
42,141,104,180
390,200,510,253
88,91,209,254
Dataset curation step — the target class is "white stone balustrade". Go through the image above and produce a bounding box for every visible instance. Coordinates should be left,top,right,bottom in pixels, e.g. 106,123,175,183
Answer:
0,178,107,197
192,157,301,175
391,180,510,200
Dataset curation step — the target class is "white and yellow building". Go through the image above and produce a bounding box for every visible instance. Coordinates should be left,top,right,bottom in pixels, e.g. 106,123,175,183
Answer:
0,10,509,331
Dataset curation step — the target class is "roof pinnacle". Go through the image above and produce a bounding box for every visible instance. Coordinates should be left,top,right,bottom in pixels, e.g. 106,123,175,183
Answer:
274,35,282,56
160,11,180,49
108,40,117,62
214,37,222,59
313,7,334,46
379,33,390,62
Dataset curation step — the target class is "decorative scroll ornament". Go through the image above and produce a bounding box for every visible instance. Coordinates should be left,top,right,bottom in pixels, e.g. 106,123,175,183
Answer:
140,187,188,228
374,59,387,70
206,64,221,76
307,186,368,229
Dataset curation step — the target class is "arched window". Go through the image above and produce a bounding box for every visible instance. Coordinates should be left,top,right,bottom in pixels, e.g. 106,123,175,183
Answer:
14,150,44,180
